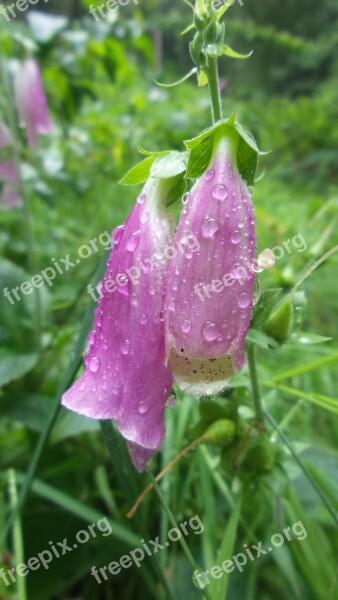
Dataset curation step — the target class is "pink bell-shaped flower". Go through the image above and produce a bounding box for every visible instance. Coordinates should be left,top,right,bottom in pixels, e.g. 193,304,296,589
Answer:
62,178,174,471
165,136,256,397
14,57,53,148
0,121,20,210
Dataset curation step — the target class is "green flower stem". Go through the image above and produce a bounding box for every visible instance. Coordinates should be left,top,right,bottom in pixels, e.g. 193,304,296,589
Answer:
206,55,222,123
148,472,213,600
0,56,42,354
8,470,27,600
247,343,264,424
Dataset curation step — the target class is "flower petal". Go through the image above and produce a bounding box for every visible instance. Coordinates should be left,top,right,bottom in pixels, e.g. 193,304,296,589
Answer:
62,178,174,466
14,58,53,148
165,137,256,394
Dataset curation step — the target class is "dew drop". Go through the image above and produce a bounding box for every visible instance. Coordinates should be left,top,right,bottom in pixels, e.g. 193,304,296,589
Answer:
91,384,97,393
112,225,125,245
79,382,86,392
121,340,130,355
168,297,176,312
231,231,241,244
205,169,215,181
238,292,250,309
140,313,148,325
89,356,100,373
137,193,146,204
212,184,228,201
138,401,148,414
141,211,150,224
181,320,192,334
202,322,219,342
201,216,220,239
182,192,190,205
126,230,141,252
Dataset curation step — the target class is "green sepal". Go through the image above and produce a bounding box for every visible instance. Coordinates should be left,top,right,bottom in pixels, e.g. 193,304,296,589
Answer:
251,288,283,329
120,151,187,185
264,298,293,344
184,115,262,184
154,67,197,88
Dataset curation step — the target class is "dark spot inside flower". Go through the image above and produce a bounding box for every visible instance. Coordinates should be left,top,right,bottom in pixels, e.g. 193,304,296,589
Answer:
181,348,184,353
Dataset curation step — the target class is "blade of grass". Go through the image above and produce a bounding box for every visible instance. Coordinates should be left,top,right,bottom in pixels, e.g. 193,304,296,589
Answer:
264,408,338,527
207,499,242,600
8,470,27,600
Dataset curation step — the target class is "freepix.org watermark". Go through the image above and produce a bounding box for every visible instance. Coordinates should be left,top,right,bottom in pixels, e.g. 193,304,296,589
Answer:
89,0,139,22
193,520,308,589
212,0,244,10
0,517,113,588
0,0,48,22
2,230,114,306
91,514,204,584
194,232,308,303
87,231,201,302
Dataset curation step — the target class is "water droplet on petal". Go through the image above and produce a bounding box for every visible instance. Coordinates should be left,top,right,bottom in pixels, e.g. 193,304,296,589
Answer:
168,297,176,312
121,340,130,355
137,193,146,204
231,231,241,244
201,216,220,239
138,401,148,414
140,313,148,325
79,382,86,391
91,384,97,393
182,192,190,205
126,230,141,252
112,225,125,245
141,211,150,224
202,322,219,342
212,184,228,201
181,320,192,334
205,169,215,181
238,292,250,309
89,356,100,373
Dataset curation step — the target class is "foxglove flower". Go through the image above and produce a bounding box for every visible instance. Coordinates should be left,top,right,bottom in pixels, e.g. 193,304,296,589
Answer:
62,178,174,472
0,121,20,210
165,137,256,396
14,58,53,148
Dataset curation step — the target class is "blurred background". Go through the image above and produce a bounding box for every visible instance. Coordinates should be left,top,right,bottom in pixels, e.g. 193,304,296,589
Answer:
0,1,337,599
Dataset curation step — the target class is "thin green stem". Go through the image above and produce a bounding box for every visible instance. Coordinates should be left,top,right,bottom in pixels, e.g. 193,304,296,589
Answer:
148,472,213,600
207,55,222,123
8,470,27,600
0,56,42,353
264,409,338,527
247,343,264,423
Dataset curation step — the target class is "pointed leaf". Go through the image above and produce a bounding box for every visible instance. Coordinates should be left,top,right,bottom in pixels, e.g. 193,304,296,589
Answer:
119,156,156,185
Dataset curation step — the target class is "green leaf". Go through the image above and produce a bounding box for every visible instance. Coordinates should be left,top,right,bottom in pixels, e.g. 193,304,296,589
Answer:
213,0,235,20
221,45,253,59
208,500,242,600
195,0,208,20
154,67,197,88
150,151,188,179
166,175,187,208
119,156,156,185
181,23,195,36
136,143,172,157
0,350,39,388
287,332,332,345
